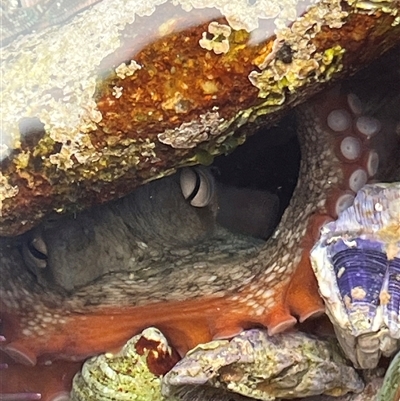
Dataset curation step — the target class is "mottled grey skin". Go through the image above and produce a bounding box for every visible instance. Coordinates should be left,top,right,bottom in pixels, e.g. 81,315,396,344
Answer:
23,172,217,292
20,171,279,293
216,185,280,240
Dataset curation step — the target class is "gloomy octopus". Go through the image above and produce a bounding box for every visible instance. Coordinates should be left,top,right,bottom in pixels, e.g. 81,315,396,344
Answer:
1,7,400,401
1,77,400,399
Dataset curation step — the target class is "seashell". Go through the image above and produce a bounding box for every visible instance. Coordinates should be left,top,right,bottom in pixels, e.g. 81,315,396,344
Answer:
71,327,179,401
311,182,400,369
161,329,364,400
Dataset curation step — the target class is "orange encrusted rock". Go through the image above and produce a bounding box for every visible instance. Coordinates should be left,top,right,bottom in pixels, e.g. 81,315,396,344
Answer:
1,0,399,236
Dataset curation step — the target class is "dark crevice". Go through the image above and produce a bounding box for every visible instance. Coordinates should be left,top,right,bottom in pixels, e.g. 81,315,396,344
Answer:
212,112,300,218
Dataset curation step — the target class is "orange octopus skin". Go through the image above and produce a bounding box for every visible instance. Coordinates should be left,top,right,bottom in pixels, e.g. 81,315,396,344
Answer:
0,85,390,398
0,352,80,400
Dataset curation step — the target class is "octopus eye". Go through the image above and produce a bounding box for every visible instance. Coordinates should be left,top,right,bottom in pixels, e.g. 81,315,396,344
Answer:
22,231,48,270
180,167,215,207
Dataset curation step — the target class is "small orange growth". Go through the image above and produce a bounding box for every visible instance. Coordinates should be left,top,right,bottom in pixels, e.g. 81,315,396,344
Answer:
135,335,180,376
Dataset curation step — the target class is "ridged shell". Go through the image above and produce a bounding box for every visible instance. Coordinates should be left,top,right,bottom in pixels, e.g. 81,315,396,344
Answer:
311,182,400,368
71,327,173,401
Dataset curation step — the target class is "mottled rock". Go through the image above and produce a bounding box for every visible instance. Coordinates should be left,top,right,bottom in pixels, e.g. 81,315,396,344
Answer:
162,329,364,400
1,0,400,235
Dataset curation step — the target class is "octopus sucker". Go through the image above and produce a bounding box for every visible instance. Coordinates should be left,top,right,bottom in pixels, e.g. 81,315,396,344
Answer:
213,85,395,337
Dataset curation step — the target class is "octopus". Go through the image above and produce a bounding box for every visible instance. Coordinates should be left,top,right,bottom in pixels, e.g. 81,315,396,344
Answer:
1,0,400,399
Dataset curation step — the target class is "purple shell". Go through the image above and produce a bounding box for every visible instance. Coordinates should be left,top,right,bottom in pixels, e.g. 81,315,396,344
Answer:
311,183,400,366
328,238,387,332
386,257,400,335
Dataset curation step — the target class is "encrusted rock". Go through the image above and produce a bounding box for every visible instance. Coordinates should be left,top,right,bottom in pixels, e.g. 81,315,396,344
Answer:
162,329,364,400
1,0,400,235
377,349,400,401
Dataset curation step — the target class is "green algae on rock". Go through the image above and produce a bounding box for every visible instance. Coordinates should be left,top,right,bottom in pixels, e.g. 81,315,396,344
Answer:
377,349,400,401
1,0,400,236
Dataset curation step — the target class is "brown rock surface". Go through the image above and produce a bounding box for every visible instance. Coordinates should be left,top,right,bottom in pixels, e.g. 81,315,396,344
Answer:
1,0,400,236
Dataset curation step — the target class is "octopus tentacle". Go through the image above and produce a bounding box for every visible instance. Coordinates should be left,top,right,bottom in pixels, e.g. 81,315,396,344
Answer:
212,86,387,336
0,356,79,401
0,87,383,345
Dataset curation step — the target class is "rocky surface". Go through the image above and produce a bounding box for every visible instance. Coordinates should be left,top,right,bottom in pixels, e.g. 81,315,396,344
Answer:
1,0,400,236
